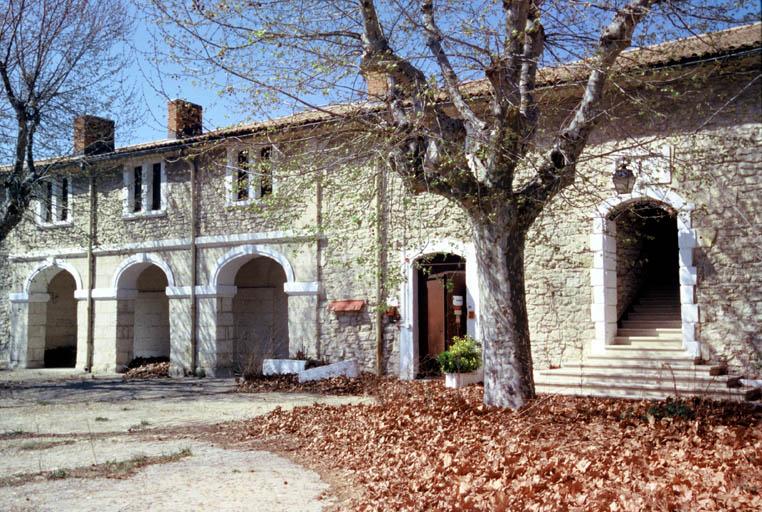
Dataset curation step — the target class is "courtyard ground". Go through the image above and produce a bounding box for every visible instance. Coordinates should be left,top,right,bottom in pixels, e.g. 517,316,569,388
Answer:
237,378,762,511
0,371,370,511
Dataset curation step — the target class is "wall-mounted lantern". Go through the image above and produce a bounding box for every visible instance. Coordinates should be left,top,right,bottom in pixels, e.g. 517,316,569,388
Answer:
612,158,636,195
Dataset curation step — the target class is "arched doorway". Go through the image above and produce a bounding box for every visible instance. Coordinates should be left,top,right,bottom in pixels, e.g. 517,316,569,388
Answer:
132,265,170,360
611,202,680,338
414,253,467,376
591,187,700,355
43,271,78,367
112,253,175,370
21,261,83,369
231,257,289,376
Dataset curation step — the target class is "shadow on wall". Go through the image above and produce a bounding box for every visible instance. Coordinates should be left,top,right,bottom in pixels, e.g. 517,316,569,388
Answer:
694,244,761,375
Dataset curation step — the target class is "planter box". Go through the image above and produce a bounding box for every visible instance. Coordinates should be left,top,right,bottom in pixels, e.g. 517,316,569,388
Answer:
262,359,307,376
445,368,483,389
298,360,359,383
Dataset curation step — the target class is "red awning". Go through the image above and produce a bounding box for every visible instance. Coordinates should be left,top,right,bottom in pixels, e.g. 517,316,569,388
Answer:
329,300,366,312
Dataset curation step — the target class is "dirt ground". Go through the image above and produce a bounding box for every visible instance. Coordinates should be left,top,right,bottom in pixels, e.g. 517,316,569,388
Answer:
0,371,371,511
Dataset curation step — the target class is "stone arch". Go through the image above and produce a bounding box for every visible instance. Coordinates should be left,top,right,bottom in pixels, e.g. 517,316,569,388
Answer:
590,186,698,355
210,245,294,375
398,239,479,380
24,258,84,295
112,252,176,291
18,259,83,368
211,244,296,288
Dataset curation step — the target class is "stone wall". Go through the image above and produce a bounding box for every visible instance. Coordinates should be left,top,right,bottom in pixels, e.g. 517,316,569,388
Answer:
0,51,759,379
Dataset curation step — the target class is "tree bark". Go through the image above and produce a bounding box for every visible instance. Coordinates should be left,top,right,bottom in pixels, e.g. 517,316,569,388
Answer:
472,215,535,408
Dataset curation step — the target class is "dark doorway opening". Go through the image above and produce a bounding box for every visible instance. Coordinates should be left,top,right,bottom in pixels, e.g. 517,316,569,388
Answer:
44,271,77,368
613,202,679,320
415,253,467,377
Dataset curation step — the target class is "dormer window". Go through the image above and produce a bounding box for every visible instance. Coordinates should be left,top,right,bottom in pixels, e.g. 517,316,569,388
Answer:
226,145,276,206
123,160,166,218
37,175,72,227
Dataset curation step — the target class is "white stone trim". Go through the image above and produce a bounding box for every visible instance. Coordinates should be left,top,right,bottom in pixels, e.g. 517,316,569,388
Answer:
398,239,479,380
23,257,84,295
8,292,29,303
224,144,276,206
8,230,313,261
283,281,320,296
36,176,74,228
195,230,301,248
111,252,177,289
590,186,699,356
165,286,193,298
122,159,168,219
74,288,139,300
211,244,296,286
194,285,238,298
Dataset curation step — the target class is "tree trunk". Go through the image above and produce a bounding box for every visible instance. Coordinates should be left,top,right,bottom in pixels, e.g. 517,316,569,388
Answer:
472,216,535,409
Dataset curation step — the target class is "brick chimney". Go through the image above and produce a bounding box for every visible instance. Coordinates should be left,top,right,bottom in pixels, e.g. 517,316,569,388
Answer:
168,99,202,139
74,115,115,155
362,70,389,100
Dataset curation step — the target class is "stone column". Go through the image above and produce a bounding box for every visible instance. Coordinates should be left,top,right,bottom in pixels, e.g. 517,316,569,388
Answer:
285,294,318,358
283,282,321,360
9,299,29,368
25,297,49,368
195,286,236,377
75,298,89,370
167,296,192,376
91,298,119,373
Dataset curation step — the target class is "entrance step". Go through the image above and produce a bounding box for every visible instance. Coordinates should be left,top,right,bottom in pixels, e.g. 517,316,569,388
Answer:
620,321,682,329
535,381,746,402
613,336,682,345
567,356,697,367
615,328,682,337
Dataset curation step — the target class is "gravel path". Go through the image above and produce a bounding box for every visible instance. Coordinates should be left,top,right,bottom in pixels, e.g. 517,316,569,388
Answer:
0,372,370,511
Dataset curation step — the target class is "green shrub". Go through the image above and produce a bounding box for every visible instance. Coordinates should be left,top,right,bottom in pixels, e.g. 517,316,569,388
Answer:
437,336,482,374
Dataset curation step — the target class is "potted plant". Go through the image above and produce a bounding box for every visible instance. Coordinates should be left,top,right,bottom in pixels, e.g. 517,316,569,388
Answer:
437,336,483,388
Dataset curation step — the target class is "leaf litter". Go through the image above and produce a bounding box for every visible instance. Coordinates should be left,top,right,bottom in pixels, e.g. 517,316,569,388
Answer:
236,377,761,511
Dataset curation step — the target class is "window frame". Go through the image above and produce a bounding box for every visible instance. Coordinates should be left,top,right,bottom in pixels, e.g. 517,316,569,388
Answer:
122,159,167,219
225,144,277,206
36,175,74,228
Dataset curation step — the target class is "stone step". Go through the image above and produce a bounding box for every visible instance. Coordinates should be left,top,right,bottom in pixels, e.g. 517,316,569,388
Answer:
612,338,683,349
604,346,687,356
630,307,682,314
535,382,746,402
558,361,706,372
616,328,682,337
620,321,682,329
563,356,697,367
537,368,724,383
627,308,682,314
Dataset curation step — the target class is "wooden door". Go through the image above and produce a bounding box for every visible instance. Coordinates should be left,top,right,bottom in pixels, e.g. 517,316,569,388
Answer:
426,278,446,356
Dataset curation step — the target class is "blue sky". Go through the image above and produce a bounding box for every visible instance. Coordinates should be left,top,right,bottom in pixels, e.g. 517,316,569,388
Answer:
122,1,758,149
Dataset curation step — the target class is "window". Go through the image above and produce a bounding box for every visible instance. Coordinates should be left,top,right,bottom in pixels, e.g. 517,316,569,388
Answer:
123,160,166,218
236,150,250,201
61,177,69,222
226,144,276,205
151,163,162,211
36,175,73,227
259,146,273,197
133,166,142,213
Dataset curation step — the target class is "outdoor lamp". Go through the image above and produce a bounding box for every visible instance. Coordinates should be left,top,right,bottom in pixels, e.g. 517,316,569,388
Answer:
612,158,636,194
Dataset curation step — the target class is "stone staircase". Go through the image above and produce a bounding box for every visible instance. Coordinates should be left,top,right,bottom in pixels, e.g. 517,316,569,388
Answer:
535,287,754,401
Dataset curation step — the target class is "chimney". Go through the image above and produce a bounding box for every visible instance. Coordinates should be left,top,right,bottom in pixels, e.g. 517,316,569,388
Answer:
74,115,115,155
362,70,389,100
168,99,203,139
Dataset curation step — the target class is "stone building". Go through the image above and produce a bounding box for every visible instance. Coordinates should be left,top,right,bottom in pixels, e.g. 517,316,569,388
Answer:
1,24,760,398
